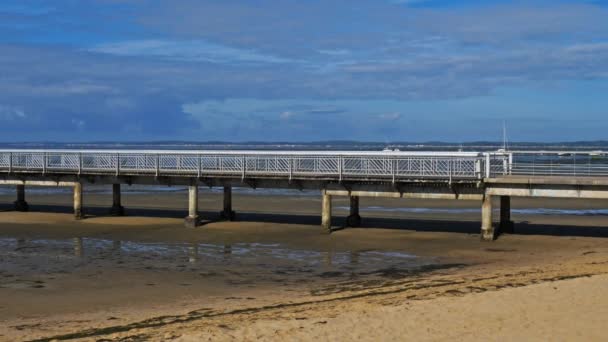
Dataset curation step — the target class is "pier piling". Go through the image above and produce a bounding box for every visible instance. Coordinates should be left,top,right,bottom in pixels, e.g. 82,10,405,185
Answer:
481,194,494,241
322,192,332,232
110,184,125,216
74,183,83,220
500,196,514,234
220,186,236,221
346,195,361,227
14,184,28,212
184,185,200,228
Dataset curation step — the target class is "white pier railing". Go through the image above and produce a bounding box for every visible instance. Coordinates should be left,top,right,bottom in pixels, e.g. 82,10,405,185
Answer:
0,150,494,181
5,149,607,180
507,151,608,177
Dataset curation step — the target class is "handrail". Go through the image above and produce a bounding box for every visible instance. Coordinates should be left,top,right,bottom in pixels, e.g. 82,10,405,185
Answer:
0,150,488,181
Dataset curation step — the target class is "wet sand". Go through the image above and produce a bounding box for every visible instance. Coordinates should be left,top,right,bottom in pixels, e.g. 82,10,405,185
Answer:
0,190,607,341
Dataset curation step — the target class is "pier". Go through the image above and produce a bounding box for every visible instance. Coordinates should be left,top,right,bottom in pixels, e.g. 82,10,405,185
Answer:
1,149,607,241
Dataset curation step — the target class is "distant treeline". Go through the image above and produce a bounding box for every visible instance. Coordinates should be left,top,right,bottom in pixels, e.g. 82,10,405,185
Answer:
1,141,607,151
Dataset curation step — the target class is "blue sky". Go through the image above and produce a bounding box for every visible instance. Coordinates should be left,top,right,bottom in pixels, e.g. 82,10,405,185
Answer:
1,0,608,142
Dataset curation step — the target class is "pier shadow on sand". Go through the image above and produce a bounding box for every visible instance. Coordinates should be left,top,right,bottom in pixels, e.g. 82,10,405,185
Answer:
1,203,607,239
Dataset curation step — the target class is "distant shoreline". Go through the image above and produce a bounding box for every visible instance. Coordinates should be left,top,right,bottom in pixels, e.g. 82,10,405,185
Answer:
1,140,608,151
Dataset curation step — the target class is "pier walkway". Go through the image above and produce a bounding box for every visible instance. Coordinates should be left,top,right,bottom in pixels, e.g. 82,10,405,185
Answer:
1,149,607,240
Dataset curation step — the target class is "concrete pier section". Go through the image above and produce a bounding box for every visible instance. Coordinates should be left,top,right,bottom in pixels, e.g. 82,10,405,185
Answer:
184,185,200,228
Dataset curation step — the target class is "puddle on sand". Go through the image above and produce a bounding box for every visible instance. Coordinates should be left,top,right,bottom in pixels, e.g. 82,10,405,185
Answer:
0,237,454,291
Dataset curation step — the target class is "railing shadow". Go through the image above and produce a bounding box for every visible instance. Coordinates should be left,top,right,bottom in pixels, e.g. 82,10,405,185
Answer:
0,204,607,239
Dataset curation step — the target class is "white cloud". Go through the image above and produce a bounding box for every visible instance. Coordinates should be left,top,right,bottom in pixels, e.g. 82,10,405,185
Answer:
318,49,350,56
379,112,401,121
0,105,26,121
89,39,295,64
71,118,85,129
279,111,296,120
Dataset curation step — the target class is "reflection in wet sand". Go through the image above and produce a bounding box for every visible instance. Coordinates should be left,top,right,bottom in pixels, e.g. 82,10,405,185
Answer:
188,244,198,263
112,240,121,253
0,237,427,286
223,244,232,261
16,238,26,250
325,251,334,267
73,237,83,257
350,251,359,266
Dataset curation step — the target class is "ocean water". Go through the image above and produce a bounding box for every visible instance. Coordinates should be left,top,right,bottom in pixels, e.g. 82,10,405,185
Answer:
336,206,608,216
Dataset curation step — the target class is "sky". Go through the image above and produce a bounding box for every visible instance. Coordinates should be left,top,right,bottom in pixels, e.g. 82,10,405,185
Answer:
1,0,608,142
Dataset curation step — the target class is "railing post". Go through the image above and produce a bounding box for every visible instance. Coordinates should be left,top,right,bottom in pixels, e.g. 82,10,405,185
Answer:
43,152,47,175
391,158,396,184
448,159,452,184
198,154,202,178
339,155,343,182
116,153,120,176
155,154,160,177
421,158,425,177
484,153,491,178
9,152,12,174
78,152,82,175
242,155,246,180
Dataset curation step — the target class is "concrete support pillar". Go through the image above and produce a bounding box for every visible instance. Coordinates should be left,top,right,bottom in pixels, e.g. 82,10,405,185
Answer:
74,183,83,220
481,194,494,241
346,195,361,227
110,184,125,216
500,196,514,234
220,186,236,221
14,184,28,212
184,185,200,228
321,193,332,232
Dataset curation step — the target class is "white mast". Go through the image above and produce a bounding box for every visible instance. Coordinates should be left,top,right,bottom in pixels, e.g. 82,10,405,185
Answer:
502,120,508,151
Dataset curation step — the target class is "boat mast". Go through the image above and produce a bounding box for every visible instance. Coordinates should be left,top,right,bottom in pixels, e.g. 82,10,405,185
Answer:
502,121,508,151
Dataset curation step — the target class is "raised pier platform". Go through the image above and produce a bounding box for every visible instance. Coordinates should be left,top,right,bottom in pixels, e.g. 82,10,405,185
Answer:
0,149,606,241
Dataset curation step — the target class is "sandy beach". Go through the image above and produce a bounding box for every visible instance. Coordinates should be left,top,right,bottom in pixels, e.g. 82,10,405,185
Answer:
1,189,607,341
